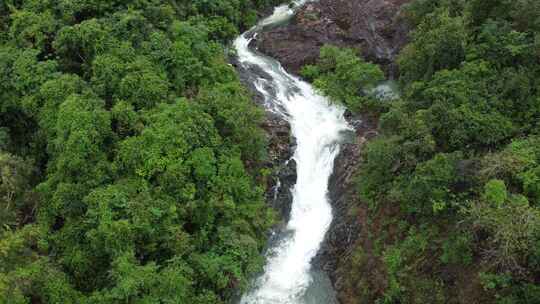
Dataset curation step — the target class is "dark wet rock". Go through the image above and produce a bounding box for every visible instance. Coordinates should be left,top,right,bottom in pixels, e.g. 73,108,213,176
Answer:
313,114,379,285
261,114,297,222
230,56,274,104
231,55,297,223
254,0,412,77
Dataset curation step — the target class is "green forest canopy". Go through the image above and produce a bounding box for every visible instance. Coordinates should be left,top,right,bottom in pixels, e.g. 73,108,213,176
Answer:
299,0,540,303
0,0,282,303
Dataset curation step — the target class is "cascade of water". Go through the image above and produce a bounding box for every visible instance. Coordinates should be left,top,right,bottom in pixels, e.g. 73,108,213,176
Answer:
234,2,351,303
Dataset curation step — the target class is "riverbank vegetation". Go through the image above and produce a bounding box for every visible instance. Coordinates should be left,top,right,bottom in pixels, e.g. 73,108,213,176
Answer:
330,0,540,303
301,45,385,112
0,0,283,303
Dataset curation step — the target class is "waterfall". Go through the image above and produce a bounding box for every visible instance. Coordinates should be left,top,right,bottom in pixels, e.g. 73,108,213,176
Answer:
234,2,351,303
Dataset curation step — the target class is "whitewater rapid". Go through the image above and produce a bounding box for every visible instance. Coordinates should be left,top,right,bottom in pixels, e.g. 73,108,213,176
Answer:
234,1,351,303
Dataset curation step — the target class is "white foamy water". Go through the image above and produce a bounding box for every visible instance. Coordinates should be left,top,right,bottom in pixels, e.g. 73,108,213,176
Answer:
234,2,351,303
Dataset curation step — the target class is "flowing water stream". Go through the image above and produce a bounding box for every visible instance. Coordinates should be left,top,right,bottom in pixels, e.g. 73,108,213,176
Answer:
234,1,351,303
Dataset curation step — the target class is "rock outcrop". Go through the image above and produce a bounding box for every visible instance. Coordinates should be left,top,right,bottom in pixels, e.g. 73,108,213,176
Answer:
253,0,411,77
231,56,297,224
260,114,297,223
313,113,379,300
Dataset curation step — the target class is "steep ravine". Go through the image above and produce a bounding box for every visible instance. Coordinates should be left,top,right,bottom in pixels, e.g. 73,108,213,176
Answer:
240,0,412,302
233,2,353,302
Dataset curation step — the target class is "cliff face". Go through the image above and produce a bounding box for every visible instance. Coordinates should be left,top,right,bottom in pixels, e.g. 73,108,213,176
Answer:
254,0,411,76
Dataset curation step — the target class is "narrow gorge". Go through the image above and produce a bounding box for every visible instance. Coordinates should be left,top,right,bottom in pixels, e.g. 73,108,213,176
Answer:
232,0,409,303
234,2,350,303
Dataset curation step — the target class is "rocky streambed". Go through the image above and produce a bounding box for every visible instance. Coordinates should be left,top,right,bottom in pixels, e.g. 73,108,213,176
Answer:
234,0,411,302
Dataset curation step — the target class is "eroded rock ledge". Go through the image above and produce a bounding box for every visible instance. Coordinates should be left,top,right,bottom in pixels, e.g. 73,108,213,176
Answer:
254,0,411,77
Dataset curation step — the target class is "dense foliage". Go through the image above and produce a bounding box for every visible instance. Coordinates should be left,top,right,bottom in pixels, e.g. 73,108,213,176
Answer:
337,0,540,303
301,45,385,112
0,0,282,303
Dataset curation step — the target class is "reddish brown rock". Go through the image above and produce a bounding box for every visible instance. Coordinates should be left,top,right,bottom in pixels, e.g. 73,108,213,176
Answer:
254,0,412,77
